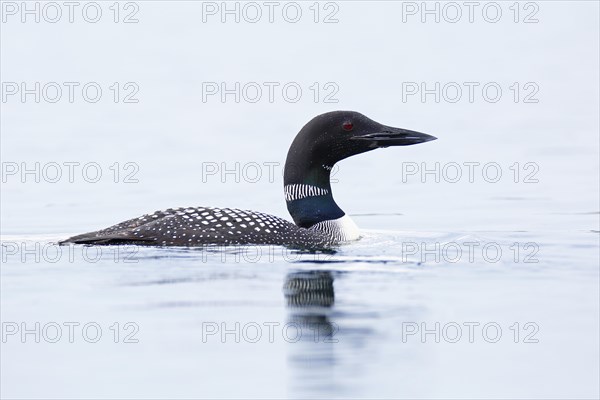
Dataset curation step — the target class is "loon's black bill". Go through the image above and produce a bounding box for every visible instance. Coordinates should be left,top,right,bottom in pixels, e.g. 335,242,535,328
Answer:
352,127,437,147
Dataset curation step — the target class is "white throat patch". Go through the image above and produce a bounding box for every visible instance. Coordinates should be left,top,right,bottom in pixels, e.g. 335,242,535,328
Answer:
309,215,360,242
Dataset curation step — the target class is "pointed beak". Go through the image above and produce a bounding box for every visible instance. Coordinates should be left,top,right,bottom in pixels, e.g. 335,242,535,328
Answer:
351,126,437,147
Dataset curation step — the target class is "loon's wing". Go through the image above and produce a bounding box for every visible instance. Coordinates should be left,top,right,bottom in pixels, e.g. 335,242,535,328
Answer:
59,207,332,247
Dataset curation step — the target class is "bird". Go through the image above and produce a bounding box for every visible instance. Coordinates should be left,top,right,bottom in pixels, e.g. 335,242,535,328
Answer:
60,111,436,248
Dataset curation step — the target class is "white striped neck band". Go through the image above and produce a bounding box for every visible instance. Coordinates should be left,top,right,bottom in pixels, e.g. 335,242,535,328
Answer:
284,184,329,202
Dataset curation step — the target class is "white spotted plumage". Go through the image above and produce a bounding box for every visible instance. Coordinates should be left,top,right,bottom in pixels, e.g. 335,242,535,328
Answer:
62,206,336,247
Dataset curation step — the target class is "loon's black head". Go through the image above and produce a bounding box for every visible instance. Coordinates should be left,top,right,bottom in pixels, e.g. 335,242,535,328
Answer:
285,111,436,175
284,111,437,229
285,111,436,183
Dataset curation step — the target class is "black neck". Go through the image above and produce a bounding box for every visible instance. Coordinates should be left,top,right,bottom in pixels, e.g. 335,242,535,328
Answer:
284,151,344,228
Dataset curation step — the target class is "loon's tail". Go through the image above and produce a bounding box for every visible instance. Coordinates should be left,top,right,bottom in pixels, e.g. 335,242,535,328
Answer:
59,231,155,245
58,212,169,245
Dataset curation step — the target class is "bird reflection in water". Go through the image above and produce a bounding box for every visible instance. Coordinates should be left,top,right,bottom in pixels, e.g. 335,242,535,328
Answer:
283,270,341,394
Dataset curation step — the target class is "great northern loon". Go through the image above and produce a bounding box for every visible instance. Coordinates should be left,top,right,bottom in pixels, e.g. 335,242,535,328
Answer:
61,111,436,247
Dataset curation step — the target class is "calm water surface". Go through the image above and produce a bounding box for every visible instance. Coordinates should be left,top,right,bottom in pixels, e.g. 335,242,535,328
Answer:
1,220,598,398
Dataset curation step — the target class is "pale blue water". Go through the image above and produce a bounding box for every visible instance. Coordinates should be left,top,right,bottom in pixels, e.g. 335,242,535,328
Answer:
1,1,599,399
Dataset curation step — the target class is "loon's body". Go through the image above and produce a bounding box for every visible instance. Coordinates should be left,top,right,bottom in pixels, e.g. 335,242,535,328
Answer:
62,207,357,247
61,111,436,248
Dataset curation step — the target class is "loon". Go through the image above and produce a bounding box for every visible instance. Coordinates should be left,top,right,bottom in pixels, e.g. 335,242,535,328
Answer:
60,111,436,247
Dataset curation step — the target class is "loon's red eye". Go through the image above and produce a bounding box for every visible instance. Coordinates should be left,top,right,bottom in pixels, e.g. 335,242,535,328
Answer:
342,122,354,131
